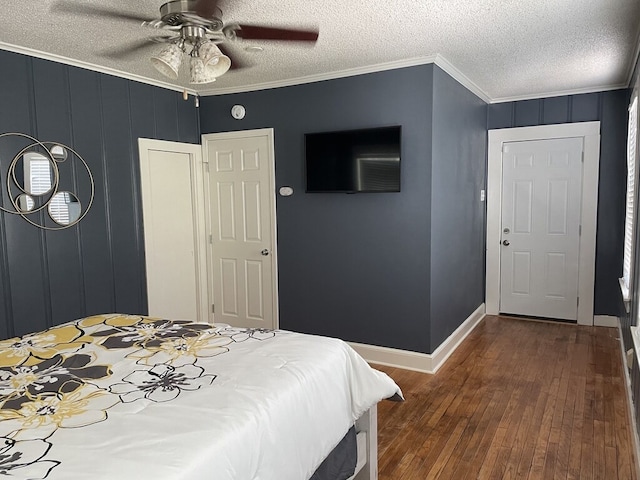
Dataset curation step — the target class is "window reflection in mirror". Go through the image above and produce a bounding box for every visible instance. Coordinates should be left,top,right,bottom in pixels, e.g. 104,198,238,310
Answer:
16,194,35,212
49,145,68,162
19,152,54,196
48,191,81,225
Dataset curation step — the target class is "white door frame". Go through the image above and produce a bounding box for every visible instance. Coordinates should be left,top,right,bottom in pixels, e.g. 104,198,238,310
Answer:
138,138,210,323
486,122,601,326
201,128,279,328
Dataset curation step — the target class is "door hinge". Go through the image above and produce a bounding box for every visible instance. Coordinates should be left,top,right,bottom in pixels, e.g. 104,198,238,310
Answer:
579,225,582,236
209,234,213,244
581,152,585,163
204,162,210,172
577,297,580,308
212,304,215,313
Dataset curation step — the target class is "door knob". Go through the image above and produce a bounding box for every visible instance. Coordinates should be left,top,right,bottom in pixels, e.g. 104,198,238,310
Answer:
502,240,510,246
261,249,270,256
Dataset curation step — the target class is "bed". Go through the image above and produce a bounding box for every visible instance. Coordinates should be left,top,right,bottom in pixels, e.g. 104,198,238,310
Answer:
0,314,401,479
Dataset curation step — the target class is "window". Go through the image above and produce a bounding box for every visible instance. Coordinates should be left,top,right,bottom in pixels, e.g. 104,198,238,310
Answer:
621,95,638,303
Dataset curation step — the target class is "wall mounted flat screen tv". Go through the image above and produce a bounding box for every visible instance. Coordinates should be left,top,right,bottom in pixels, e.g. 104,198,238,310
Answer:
305,126,401,193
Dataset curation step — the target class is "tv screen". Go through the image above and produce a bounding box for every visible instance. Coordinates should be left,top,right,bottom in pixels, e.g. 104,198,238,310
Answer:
305,126,401,193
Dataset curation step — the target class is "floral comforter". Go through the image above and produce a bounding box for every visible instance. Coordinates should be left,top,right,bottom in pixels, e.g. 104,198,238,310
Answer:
0,314,400,479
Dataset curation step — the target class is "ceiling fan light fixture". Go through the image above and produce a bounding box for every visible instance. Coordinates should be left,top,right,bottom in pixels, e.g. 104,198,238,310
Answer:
199,41,231,78
150,43,183,79
189,56,217,84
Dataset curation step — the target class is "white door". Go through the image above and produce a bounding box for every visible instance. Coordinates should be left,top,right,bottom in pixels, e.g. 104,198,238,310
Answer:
499,137,584,320
202,129,277,329
138,139,208,322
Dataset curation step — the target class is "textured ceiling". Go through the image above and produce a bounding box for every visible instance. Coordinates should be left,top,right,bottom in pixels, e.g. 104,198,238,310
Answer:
2,0,639,102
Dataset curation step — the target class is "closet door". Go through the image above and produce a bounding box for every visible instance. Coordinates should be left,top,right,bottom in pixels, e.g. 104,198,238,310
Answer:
138,138,208,322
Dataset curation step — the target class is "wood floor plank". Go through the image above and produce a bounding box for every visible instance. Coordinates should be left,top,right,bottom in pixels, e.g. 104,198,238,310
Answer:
450,383,509,476
567,342,587,480
579,348,596,480
514,382,549,478
528,369,563,479
615,376,636,479
374,316,637,480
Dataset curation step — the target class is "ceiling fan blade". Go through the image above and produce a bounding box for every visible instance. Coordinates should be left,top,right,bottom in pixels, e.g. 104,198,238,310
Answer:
235,24,319,42
98,38,170,60
217,44,248,70
50,1,155,23
194,0,223,19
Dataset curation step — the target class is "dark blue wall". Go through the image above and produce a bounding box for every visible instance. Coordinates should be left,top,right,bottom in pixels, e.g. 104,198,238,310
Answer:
488,90,630,316
0,50,199,338
430,67,487,351
200,64,487,354
201,65,435,353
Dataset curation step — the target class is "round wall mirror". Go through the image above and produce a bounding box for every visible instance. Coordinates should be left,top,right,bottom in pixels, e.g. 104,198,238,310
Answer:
48,191,81,226
49,145,68,162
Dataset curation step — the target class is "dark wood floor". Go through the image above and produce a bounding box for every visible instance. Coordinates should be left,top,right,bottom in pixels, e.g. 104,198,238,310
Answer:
375,315,638,479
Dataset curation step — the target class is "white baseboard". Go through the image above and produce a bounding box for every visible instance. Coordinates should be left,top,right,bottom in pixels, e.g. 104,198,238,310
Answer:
594,315,620,328
619,324,640,479
349,303,485,374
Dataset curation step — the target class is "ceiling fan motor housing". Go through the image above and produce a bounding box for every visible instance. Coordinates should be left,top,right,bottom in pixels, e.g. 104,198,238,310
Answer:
159,0,223,30
181,25,207,43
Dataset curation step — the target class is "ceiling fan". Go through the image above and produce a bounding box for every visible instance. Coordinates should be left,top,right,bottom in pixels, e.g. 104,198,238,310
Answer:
51,0,319,85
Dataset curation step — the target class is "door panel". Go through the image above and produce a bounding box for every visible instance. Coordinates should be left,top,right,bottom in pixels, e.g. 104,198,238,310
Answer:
220,258,239,316
546,253,566,297
511,252,531,295
547,180,569,234
203,130,276,329
500,137,583,320
138,139,208,323
243,181,262,241
246,260,264,319
513,181,533,233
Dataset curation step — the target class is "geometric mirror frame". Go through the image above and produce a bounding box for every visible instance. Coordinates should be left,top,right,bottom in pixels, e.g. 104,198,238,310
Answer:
0,132,94,230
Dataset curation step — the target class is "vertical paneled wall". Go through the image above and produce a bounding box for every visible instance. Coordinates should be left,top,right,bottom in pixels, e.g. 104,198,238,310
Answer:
430,67,487,351
0,50,199,338
487,90,630,316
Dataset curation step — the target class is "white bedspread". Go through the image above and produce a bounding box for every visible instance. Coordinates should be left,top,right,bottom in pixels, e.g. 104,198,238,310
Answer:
0,314,401,480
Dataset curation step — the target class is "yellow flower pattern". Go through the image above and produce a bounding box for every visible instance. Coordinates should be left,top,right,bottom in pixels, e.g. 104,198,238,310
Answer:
0,384,118,432
128,331,232,365
0,325,91,368
0,314,279,477
77,313,159,330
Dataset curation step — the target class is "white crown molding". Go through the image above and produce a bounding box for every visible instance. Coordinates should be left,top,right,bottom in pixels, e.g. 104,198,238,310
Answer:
490,83,629,104
0,42,199,96
201,53,496,102
432,54,492,104
191,54,632,104
199,55,439,96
